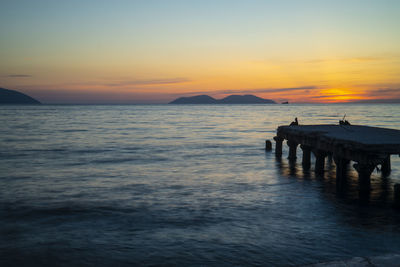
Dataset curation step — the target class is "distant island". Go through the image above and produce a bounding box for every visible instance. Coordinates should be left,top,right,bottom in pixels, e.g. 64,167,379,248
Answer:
0,88,41,104
169,94,276,104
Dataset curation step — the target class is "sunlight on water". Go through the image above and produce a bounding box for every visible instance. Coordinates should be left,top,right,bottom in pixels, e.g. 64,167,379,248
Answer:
1,104,400,266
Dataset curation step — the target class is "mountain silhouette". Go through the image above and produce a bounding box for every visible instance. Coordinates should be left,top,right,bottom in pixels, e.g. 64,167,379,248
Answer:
169,94,275,104
169,95,218,104
0,88,41,104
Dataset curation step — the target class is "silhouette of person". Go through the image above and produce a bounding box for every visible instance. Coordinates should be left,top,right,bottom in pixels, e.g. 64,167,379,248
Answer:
290,117,298,126
339,114,351,125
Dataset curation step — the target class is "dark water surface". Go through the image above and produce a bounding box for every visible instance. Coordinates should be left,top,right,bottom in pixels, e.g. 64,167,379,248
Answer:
1,104,400,266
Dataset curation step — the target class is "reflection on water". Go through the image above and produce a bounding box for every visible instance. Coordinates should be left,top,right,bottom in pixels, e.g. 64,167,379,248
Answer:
1,104,400,266
275,151,398,206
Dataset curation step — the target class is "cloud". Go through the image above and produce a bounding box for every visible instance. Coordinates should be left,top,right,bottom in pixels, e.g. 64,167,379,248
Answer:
15,77,192,91
356,82,400,88
350,57,384,62
244,86,319,94
19,86,172,104
371,88,400,94
176,86,320,97
105,78,190,87
304,56,387,64
6,74,32,78
310,95,355,99
364,87,400,97
250,56,392,66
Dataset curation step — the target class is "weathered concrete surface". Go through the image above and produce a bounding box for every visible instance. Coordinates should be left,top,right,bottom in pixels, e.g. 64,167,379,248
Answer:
303,254,400,267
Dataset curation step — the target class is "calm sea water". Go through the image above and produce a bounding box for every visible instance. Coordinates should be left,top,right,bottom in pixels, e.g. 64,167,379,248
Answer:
1,104,400,266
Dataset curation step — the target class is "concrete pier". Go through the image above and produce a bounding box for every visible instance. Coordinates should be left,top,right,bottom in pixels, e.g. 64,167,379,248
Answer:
274,124,400,194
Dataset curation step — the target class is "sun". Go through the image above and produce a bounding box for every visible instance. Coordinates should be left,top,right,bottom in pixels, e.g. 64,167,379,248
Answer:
318,88,365,103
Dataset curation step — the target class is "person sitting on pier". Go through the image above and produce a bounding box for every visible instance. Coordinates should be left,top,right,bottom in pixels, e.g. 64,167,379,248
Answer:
339,115,351,125
290,117,299,126
339,120,351,125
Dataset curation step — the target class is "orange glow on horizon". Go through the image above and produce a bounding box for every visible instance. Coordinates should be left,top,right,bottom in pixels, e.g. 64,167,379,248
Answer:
3,53,400,104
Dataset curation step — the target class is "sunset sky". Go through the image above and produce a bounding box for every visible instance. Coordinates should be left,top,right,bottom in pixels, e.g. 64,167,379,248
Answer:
1,0,400,104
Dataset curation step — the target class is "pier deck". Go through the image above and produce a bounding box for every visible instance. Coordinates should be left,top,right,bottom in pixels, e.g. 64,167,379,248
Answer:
274,124,400,192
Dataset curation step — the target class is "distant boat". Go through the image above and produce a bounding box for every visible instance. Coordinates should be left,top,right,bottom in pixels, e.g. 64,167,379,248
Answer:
281,101,289,104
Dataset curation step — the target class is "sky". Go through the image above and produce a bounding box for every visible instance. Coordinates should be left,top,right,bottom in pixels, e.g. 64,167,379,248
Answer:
1,0,400,104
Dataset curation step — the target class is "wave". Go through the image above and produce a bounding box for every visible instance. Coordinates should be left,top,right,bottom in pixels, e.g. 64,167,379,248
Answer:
59,129,88,132
92,156,169,164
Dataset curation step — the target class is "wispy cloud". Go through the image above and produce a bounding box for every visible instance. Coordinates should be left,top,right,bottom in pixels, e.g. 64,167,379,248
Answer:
105,78,190,87
244,86,319,94
16,77,192,90
364,87,400,97
304,56,385,64
176,86,320,97
310,94,360,99
249,55,395,66
6,74,32,78
355,82,400,88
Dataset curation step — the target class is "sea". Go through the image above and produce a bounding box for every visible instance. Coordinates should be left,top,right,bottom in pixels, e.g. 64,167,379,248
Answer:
1,104,400,266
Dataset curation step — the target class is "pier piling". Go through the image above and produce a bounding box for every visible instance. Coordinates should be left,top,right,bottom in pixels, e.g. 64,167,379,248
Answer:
313,150,327,176
287,140,298,160
265,140,272,151
354,163,375,192
334,156,349,188
394,184,400,207
273,136,284,157
300,145,311,169
382,155,391,176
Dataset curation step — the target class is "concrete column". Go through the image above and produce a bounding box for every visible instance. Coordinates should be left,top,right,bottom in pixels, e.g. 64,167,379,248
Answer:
334,156,349,189
265,140,272,151
273,136,284,157
300,145,311,169
353,163,376,193
287,140,298,161
394,184,400,208
313,150,327,176
381,155,391,177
